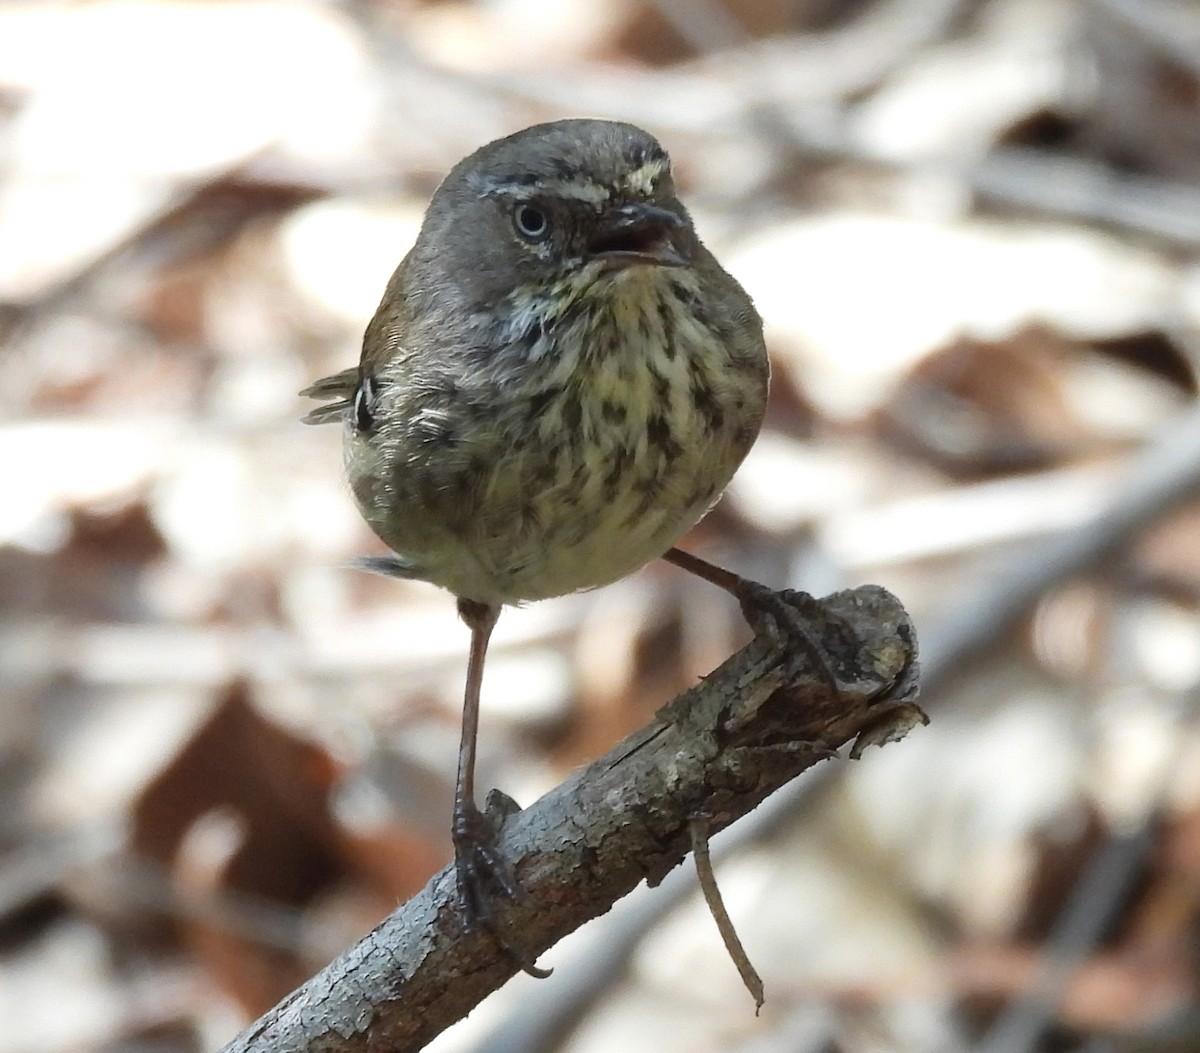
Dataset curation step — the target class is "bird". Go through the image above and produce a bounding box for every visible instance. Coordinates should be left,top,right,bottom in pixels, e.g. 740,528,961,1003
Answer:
302,118,775,957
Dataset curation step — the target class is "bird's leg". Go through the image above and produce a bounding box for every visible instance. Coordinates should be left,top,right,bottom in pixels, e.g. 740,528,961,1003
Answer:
453,599,521,915
662,547,840,691
452,599,550,977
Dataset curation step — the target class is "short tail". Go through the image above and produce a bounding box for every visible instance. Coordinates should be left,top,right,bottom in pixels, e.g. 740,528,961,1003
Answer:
299,366,358,425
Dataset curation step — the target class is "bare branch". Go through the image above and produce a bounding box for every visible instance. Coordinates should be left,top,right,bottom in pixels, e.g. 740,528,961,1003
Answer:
220,584,920,1053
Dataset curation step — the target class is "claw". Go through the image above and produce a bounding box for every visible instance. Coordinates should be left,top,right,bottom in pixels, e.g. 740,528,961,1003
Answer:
661,547,842,695
452,800,552,979
732,581,840,694
453,800,525,921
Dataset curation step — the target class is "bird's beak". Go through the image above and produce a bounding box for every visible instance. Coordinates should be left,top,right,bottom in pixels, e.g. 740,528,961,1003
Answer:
587,202,688,269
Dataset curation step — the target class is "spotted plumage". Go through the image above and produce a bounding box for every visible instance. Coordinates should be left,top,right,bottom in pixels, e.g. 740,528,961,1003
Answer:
304,120,767,607
300,120,769,938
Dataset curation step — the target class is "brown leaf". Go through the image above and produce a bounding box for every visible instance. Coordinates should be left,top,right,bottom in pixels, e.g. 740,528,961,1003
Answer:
874,327,1095,478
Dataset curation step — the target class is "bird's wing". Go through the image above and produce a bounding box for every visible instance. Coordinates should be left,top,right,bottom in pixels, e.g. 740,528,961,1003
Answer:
299,366,358,425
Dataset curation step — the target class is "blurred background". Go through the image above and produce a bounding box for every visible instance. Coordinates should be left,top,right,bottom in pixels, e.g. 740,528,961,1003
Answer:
5,0,1200,1051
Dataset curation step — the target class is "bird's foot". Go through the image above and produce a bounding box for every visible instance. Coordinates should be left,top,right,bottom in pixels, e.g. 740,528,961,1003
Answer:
662,548,840,692
453,793,524,919
731,580,842,694
453,794,552,979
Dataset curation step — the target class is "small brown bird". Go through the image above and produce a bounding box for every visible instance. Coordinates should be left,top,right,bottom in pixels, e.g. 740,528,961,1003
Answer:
303,119,771,936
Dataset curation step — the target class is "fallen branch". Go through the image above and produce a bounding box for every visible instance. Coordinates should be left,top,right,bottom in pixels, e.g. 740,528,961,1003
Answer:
221,584,920,1053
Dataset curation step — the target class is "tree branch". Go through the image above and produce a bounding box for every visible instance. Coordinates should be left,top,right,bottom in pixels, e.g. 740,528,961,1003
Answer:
221,584,921,1053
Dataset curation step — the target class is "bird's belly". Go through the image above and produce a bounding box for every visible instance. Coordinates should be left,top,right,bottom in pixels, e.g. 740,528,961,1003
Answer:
474,450,725,603
421,383,756,604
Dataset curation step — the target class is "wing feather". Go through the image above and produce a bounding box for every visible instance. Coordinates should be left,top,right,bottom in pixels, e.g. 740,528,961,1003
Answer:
299,366,358,425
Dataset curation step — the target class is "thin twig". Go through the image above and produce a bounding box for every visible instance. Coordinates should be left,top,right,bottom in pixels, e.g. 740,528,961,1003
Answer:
689,815,765,1013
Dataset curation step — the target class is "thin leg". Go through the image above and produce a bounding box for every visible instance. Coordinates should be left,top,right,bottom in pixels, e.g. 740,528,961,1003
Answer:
455,598,498,815
452,598,520,916
452,599,550,977
662,547,839,690
662,546,743,594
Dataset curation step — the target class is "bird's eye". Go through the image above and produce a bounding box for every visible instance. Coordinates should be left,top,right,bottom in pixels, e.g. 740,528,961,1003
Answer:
513,204,550,242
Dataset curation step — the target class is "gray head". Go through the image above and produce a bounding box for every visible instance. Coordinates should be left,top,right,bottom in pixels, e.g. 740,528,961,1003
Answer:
408,119,699,306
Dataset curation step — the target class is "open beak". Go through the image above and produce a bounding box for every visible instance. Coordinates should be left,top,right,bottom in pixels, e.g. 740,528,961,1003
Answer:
587,202,688,270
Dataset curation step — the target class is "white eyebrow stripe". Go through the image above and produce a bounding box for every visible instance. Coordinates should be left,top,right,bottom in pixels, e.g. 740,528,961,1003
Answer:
471,173,610,205
472,160,667,204
625,157,668,195
545,180,609,203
